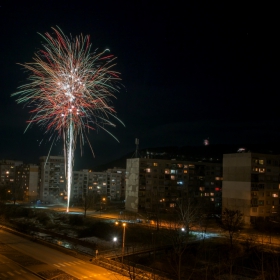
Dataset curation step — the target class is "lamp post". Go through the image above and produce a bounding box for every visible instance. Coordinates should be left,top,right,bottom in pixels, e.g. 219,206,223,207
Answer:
100,197,106,210
122,223,126,263
115,221,126,263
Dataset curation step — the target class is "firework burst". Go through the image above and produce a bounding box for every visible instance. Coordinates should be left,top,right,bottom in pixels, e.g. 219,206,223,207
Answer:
12,27,123,211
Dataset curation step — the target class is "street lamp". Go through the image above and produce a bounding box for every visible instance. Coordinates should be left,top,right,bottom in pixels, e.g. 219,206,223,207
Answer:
115,221,126,263
100,197,106,213
122,223,126,263
113,236,117,249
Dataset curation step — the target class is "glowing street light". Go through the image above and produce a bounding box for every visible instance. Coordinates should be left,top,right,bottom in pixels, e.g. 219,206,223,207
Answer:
115,221,126,263
113,236,117,249
122,223,126,263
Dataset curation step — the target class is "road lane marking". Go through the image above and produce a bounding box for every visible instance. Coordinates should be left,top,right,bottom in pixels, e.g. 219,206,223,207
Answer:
7,272,14,276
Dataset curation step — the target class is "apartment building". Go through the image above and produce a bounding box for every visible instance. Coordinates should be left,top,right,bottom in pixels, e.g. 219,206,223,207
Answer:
106,167,126,200
39,156,66,203
222,152,280,225
71,167,125,203
0,159,23,200
15,164,39,202
125,158,222,213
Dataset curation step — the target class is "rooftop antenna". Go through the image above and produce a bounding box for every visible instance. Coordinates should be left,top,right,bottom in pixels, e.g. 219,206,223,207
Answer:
132,138,140,158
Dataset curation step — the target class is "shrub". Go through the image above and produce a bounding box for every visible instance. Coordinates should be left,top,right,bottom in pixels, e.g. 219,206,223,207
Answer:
36,212,51,225
69,214,84,226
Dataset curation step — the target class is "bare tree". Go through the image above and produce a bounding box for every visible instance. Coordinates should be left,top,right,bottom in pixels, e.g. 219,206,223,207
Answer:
219,208,243,247
163,196,202,280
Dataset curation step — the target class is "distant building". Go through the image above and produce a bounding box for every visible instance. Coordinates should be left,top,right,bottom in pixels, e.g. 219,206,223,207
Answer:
39,156,66,203
106,167,126,200
15,164,39,202
71,167,125,203
222,152,280,225
0,159,23,200
125,158,222,213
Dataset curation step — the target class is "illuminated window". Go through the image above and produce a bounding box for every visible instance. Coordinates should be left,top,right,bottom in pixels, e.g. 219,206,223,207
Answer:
153,163,158,167
183,170,188,174
199,187,205,191
215,177,223,180
171,175,176,180
146,168,151,173
184,165,188,168
252,192,257,197
165,169,170,174
189,164,195,168
205,193,209,196
170,203,175,208
272,193,278,198
215,187,220,191
210,198,214,202
177,164,183,168
259,168,265,173
259,160,264,165
252,168,258,172
210,193,214,196
170,169,176,174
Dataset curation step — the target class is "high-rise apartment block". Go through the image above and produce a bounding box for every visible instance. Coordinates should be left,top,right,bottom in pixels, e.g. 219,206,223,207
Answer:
125,158,222,213
38,154,125,204
71,167,125,203
15,164,39,201
0,160,23,200
39,156,66,203
223,152,280,225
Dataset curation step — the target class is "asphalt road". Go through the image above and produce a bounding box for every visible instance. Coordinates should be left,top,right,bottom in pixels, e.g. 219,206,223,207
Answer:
0,253,40,280
0,229,129,280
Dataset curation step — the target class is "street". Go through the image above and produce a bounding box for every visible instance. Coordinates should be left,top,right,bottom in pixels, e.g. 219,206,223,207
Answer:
0,228,129,279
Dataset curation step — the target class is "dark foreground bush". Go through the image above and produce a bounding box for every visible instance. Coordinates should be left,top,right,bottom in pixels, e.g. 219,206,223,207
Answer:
69,214,84,226
36,211,51,225
78,221,114,240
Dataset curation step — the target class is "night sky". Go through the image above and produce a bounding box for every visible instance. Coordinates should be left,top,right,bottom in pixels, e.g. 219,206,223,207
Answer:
1,2,280,169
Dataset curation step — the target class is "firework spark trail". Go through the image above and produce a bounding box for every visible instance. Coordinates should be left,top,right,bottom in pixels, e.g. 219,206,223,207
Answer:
12,27,123,212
